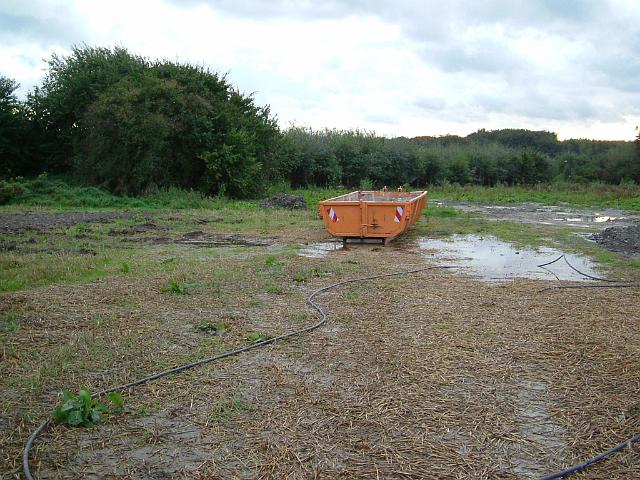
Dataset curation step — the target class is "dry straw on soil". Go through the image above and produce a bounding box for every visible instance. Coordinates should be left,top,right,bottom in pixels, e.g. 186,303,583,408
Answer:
2,246,638,479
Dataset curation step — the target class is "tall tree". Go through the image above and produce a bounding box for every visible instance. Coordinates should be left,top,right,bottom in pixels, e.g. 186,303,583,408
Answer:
0,77,32,177
30,46,280,197
28,46,148,172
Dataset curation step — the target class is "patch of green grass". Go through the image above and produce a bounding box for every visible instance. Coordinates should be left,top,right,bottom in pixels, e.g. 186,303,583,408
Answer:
264,254,285,272
137,404,149,416
0,252,116,292
246,332,272,343
161,279,199,295
67,222,90,236
265,282,285,295
424,205,461,218
211,397,256,420
289,312,308,322
195,321,227,334
292,267,325,283
1,311,20,333
0,175,220,210
342,290,360,301
429,183,640,211
416,213,559,249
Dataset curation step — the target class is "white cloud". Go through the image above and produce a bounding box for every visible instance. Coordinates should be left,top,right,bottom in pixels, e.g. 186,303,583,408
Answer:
1,0,639,140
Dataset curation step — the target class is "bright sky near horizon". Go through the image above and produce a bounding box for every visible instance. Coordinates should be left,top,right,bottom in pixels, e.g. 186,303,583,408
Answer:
1,0,639,141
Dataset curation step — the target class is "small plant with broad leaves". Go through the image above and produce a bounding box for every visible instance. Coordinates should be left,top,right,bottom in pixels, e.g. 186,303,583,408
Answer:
52,388,124,427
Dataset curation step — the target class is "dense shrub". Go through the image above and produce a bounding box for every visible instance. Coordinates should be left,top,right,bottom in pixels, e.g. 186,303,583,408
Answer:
28,46,280,197
2,45,638,196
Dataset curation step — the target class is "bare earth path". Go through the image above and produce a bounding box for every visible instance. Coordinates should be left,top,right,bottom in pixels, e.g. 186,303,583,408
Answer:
2,243,638,479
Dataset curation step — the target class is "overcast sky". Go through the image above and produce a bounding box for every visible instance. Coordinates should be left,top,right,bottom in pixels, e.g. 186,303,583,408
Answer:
1,0,639,140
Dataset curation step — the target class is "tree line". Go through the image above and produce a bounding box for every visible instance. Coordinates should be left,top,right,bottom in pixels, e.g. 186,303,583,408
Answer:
1,46,639,198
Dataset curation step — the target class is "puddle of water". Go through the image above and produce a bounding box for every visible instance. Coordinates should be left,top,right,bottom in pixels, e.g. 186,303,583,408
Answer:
298,242,344,258
418,235,602,282
594,216,618,223
439,201,638,229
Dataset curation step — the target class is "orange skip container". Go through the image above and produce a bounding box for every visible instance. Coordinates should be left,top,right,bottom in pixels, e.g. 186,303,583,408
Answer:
318,190,427,244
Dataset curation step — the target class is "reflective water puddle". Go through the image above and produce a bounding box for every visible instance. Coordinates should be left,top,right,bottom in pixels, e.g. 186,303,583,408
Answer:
298,242,345,258
418,235,602,282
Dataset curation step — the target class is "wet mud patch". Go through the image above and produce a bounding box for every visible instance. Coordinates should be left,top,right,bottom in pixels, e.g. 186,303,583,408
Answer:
108,219,158,236
39,412,214,479
419,234,603,281
0,211,143,234
0,241,98,255
512,379,566,478
437,201,639,229
126,231,275,247
297,240,390,258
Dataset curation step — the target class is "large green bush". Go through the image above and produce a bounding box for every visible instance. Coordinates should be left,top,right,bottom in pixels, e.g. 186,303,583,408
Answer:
28,46,280,197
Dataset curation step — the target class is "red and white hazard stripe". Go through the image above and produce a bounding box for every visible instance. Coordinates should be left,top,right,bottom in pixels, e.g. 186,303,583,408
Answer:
394,206,404,223
327,207,339,222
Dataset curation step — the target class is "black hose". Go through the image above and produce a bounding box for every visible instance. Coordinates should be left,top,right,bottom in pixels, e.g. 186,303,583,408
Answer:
537,255,638,478
22,266,452,480
541,434,640,480
537,254,637,292
538,254,620,282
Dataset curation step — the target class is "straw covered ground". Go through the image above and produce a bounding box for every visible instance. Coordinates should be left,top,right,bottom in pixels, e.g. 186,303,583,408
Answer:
1,208,639,479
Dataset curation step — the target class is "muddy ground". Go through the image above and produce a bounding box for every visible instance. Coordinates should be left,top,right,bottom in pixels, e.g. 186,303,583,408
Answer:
436,201,640,229
0,211,142,234
435,200,640,259
1,204,639,479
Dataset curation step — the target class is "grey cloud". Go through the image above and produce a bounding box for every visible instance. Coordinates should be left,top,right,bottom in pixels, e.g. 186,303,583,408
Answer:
0,10,86,47
414,96,446,111
174,0,639,129
421,41,522,74
3,0,638,135
587,48,640,93
472,86,625,123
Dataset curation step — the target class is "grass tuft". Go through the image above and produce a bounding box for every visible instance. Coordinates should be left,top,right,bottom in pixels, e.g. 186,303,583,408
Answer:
246,332,272,343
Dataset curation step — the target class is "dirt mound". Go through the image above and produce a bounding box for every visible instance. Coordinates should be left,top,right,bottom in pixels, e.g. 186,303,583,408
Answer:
259,193,307,210
593,224,640,258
